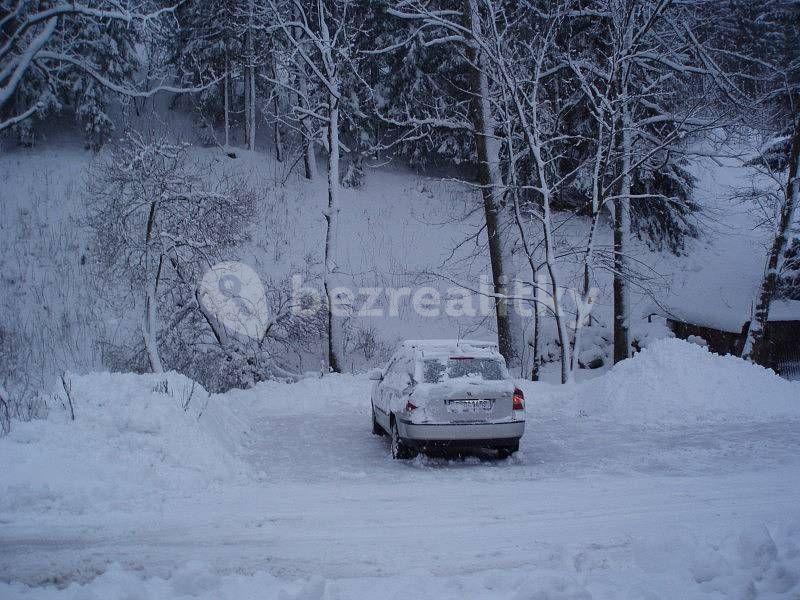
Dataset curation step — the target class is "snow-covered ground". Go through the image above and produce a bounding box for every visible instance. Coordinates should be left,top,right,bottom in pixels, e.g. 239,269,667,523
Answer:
2,339,800,599
3,126,763,389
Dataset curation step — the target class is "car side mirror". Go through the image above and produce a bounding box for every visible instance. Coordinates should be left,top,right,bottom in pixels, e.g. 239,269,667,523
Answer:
367,368,384,381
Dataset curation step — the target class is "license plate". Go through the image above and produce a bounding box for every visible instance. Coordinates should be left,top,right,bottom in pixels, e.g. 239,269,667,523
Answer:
446,399,493,413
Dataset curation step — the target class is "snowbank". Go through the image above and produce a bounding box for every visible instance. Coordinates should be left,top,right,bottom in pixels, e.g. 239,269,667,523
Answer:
0,371,251,519
525,338,800,425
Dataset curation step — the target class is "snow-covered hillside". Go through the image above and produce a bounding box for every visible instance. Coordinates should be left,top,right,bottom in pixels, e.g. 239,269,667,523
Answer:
0,135,510,390
2,339,800,598
1,120,781,394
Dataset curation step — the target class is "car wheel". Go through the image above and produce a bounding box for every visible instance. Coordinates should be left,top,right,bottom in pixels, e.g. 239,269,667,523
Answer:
391,419,416,460
497,441,519,459
371,405,384,436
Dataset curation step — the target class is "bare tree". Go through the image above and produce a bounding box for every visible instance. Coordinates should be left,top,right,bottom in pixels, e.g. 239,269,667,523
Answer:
87,132,255,373
576,0,735,363
484,6,575,382
384,0,523,367
742,120,800,362
735,0,800,363
256,0,365,372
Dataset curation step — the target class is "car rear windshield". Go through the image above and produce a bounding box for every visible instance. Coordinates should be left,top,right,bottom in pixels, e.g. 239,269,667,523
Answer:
422,358,505,383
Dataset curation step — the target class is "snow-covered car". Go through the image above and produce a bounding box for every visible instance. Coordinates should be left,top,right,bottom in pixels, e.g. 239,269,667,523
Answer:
369,340,525,459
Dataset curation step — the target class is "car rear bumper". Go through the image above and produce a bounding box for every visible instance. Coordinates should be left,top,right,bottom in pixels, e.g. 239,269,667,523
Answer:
397,418,524,448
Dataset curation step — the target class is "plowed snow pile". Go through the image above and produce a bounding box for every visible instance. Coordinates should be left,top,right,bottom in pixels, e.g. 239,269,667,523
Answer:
524,338,800,425
1,372,251,518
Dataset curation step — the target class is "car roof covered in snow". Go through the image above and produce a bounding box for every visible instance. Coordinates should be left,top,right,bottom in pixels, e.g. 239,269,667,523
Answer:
397,339,502,359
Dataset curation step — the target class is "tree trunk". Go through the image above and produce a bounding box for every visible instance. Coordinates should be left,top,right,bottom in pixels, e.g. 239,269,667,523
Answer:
613,97,632,364
508,155,541,382
274,94,284,162
248,67,256,151
324,91,342,373
270,49,285,162
292,3,316,180
297,63,317,179
572,123,606,374
742,120,800,363
572,207,601,374
530,263,541,381
465,0,518,366
142,201,164,373
543,211,572,383
224,41,231,148
245,0,256,152
501,85,537,380
244,70,250,148
304,136,317,179
143,271,163,373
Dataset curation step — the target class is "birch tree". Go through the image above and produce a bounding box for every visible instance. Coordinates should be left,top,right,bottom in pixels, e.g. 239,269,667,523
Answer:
736,0,800,363
742,123,800,362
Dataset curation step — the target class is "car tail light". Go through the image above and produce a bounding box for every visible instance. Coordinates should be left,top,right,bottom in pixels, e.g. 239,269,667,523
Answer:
405,400,417,412
512,388,525,411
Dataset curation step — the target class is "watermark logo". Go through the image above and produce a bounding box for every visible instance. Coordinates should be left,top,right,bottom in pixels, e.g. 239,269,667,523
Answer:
198,261,270,340
199,262,598,340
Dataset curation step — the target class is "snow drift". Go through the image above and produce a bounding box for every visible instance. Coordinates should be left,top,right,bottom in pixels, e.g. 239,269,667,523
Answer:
1,371,251,519
525,338,800,425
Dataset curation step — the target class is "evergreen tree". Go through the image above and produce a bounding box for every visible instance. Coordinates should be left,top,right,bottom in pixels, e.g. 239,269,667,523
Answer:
1,1,141,149
65,15,140,150
170,0,243,146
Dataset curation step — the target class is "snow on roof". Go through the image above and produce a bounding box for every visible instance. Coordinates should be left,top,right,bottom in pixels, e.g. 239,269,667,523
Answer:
768,299,800,322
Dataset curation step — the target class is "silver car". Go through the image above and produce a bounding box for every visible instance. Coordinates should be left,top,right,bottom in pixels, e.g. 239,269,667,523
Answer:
369,340,525,459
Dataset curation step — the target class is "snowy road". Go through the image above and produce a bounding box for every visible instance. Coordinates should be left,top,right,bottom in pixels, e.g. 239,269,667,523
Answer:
4,469,800,595
2,354,800,598
4,466,799,582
